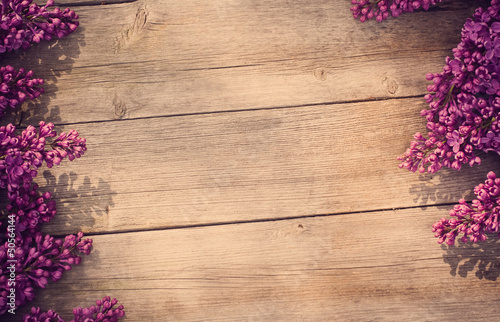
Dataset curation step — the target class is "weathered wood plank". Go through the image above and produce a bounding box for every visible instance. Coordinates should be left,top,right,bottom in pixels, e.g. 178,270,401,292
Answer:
7,206,500,321
36,0,135,5
1,0,477,125
23,97,500,235
54,0,136,5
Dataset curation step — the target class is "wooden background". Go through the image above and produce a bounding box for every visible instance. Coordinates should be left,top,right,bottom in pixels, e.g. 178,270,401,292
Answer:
4,0,500,320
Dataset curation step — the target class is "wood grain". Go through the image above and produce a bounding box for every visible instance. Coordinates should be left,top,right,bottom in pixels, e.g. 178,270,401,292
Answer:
1,0,477,125
2,1,498,321
7,206,500,321
25,97,500,235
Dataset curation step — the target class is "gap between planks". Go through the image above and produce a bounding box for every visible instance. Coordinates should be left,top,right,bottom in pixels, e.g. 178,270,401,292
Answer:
60,202,458,238
21,94,425,128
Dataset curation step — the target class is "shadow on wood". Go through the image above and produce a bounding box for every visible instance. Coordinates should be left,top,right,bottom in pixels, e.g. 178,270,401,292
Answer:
442,235,500,281
407,151,500,206
41,171,117,233
0,25,86,126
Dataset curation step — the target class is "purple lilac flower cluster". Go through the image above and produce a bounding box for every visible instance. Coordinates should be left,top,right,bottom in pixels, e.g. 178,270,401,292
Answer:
0,65,43,117
0,0,79,118
432,171,500,245
0,122,90,314
2,183,55,235
0,230,93,314
0,0,79,54
24,296,125,321
351,0,442,22
0,0,124,318
0,122,86,200
398,0,500,173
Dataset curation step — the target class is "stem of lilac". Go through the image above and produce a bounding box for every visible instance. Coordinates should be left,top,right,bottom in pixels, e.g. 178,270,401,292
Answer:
414,138,447,170
443,217,474,234
0,134,59,161
357,0,385,12
481,116,496,129
441,84,455,110
23,243,78,273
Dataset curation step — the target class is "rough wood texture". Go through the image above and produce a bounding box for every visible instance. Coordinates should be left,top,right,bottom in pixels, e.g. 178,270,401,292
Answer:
3,0,499,321
2,0,477,125
10,207,500,321
29,97,500,235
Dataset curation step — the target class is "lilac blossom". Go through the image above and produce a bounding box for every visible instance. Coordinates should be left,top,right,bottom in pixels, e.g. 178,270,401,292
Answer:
447,130,464,153
0,122,88,314
0,183,56,235
0,228,93,314
0,121,87,201
0,65,43,117
0,0,80,119
351,0,443,22
0,1,121,319
398,0,500,173
432,171,500,245
0,182,91,314
0,0,79,54
24,297,125,322
480,130,500,151
24,308,64,321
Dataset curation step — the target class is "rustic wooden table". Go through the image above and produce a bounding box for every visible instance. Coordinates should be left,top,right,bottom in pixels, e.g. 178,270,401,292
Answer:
4,0,500,320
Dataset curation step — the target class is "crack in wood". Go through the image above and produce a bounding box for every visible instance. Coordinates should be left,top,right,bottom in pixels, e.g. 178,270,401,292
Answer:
181,64,264,71
70,202,458,238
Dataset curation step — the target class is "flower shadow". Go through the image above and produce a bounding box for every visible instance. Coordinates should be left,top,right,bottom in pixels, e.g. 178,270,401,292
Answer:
0,24,86,126
442,235,500,280
40,170,117,234
408,151,500,207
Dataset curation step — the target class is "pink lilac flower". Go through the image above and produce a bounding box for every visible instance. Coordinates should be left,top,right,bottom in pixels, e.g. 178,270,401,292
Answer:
432,171,500,245
0,1,102,318
351,0,443,22
24,297,125,322
0,229,93,314
398,0,500,173
447,130,464,153
0,122,88,314
0,183,56,235
0,176,91,316
0,65,43,117
480,130,500,151
0,1,80,120
485,37,500,60
24,307,64,321
0,0,79,54
0,122,86,200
